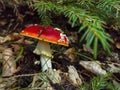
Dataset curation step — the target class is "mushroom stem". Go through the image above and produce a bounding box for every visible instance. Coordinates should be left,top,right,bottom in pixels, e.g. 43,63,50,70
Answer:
33,40,53,71
41,55,52,71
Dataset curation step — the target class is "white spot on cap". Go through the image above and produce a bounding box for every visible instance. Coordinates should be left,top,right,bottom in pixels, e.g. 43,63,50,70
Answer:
54,28,64,33
58,33,66,43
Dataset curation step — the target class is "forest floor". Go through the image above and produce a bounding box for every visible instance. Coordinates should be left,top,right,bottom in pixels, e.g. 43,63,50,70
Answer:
0,5,120,90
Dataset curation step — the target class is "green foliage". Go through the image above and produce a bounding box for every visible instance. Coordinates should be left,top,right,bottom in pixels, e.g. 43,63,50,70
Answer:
1,47,24,77
33,0,117,59
90,74,120,90
90,75,108,90
77,0,120,29
78,74,120,90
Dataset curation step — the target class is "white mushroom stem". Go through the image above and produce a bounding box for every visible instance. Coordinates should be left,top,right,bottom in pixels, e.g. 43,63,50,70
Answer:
33,40,53,71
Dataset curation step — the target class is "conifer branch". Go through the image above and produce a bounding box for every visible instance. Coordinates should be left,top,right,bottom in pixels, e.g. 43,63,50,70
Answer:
34,1,114,59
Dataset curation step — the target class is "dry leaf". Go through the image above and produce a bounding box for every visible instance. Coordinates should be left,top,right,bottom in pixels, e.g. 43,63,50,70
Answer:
114,37,120,49
64,47,77,62
68,65,82,85
14,37,33,45
2,48,19,77
33,0,40,2
40,82,54,90
46,69,61,84
0,33,33,45
0,76,16,89
107,63,120,73
36,69,61,90
7,33,20,41
0,33,20,44
11,44,21,53
113,80,120,88
79,61,107,75
0,46,6,52
69,32,78,43
116,42,120,49
0,19,7,26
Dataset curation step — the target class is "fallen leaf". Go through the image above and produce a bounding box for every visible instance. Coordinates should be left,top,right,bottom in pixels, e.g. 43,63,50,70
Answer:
0,33,20,44
0,19,7,26
14,37,34,45
46,69,61,84
116,42,120,49
107,63,120,73
68,65,82,85
79,61,107,75
69,32,78,43
34,69,61,90
64,47,77,62
2,48,20,77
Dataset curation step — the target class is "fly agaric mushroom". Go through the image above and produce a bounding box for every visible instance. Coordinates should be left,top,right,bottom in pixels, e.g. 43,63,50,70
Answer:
20,25,69,71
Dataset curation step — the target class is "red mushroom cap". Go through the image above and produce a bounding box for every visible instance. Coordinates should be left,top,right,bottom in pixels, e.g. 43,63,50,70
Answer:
20,25,69,46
